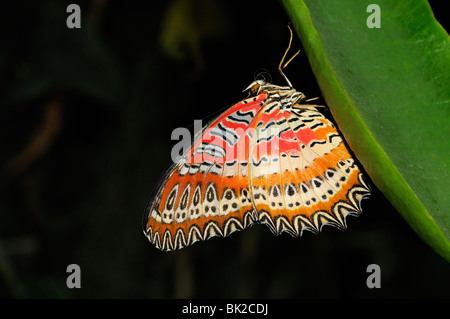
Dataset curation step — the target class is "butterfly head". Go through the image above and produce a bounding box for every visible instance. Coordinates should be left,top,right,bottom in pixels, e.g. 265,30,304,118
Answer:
243,79,267,97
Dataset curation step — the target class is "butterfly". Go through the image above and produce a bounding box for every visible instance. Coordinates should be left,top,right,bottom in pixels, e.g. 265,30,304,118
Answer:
143,26,371,251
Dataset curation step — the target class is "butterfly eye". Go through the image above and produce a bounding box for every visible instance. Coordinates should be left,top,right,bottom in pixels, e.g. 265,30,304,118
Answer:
243,79,266,96
249,83,261,96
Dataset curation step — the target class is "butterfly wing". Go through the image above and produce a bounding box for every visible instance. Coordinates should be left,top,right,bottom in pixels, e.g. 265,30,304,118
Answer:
144,90,370,251
249,103,371,236
143,94,268,251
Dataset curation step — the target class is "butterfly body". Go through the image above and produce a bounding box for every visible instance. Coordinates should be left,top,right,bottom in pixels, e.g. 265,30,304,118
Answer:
143,80,370,251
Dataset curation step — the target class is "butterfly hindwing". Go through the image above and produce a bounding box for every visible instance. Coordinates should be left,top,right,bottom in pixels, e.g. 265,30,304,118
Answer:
249,102,370,237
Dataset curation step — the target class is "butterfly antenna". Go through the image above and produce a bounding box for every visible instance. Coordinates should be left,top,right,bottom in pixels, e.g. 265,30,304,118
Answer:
279,25,300,88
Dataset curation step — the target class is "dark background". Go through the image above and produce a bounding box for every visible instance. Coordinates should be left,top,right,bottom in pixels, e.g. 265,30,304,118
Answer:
0,0,448,298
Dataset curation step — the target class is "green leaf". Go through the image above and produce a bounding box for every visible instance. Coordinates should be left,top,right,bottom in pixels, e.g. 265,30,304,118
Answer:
281,0,450,261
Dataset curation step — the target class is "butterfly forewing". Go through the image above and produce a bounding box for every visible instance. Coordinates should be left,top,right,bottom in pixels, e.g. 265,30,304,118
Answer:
144,94,268,251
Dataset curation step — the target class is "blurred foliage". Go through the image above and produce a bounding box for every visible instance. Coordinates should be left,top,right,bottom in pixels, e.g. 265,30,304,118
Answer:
0,0,448,298
160,0,230,74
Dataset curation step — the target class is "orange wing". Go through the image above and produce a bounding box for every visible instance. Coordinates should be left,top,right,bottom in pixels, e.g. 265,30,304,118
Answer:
143,90,370,251
143,94,267,251
249,105,370,236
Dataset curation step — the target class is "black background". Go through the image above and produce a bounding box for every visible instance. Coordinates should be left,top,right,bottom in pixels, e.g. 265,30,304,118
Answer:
0,0,448,298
